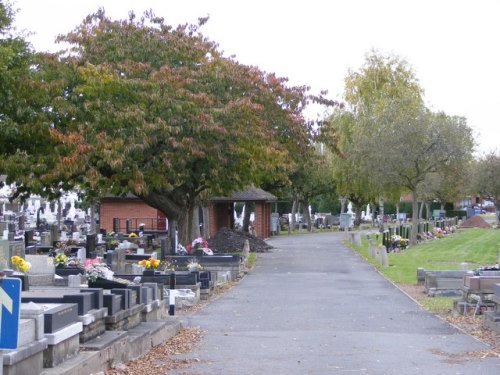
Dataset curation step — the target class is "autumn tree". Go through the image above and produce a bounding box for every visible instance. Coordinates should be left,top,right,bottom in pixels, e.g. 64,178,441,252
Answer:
1,10,323,246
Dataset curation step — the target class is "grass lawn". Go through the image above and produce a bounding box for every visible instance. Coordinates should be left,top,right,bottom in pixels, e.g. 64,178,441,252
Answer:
353,228,500,284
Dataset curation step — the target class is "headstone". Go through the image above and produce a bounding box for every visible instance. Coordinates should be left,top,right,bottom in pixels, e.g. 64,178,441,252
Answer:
9,241,25,259
378,245,389,267
62,293,93,315
111,248,126,274
77,248,86,265
50,224,59,242
242,239,250,259
103,294,122,315
368,239,377,258
111,289,132,310
86,234,96,258
68,274,81,288
42,303,79,333
80,288,104,310
132,264,143,275
24,229,34,247
160,237,168,260
0,238,10,269
41,232,51,246
72,232,80,241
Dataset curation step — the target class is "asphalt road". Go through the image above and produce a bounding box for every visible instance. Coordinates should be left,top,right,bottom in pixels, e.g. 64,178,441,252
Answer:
176,231,500,374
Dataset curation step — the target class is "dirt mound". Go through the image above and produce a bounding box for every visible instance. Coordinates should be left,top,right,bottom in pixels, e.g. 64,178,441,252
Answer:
207,227,273,253
460,215,491,228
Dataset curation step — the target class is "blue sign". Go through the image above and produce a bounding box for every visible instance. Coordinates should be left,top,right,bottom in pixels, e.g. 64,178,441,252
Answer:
0,278,21,349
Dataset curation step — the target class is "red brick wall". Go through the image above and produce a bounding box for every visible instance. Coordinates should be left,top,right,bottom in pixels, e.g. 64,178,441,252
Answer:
100,198,165,233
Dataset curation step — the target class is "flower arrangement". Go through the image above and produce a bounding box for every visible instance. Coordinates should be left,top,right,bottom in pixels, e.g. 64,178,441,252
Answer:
83,258,113,282
138,257,161,269
11,256,31,273
128,232,138,238
161,259,176,271
106,239,120,249
53,253,69,267
186,259,203,272
186,237,209,253
54,239,78,255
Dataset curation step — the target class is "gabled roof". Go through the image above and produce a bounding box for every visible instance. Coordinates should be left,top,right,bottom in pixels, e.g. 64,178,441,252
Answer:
211,187,277,203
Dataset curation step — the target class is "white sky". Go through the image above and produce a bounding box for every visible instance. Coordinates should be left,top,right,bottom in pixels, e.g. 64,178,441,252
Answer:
11,0,500,153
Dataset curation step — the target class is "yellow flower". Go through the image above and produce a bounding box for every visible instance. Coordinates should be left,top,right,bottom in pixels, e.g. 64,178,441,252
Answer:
128,232,138,238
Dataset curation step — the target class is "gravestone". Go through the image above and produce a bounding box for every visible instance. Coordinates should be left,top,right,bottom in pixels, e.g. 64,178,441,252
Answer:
111,248,126,274
41,232,51,246
76,248,86,265
9,240,25,260
378,245,388,267
50,224,59,242
0,238,10,269
26,254,55,286
86,233,96,258
42,303,79,333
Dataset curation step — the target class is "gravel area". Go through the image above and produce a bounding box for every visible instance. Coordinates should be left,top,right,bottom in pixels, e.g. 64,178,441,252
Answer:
398,283,500,358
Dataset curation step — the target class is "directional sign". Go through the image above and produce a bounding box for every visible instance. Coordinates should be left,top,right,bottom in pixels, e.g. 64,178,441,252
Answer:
0,278,21,349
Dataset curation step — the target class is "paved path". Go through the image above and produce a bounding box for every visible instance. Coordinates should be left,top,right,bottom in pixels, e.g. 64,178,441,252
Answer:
177,231,500,374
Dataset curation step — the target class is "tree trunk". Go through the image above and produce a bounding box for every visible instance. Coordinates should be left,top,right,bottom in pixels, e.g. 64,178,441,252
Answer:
354,205,362,227
419,200,425,220
425,202,431,220
378,197,385,232
242,202,254,233
176,210,190,249
190,205,201,240
340,197,347,214
411,191,419,246
290,197,298,231
302,201,312,232
201,205,210,239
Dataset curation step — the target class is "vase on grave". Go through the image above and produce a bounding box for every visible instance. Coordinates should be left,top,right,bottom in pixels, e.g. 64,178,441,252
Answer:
142,269,160,276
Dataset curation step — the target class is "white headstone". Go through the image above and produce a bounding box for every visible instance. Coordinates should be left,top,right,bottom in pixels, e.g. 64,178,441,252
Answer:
132,264,144,275
77,248,86,264
60,231,67,241
137,248,144,255
72,232,80,241
68,274,81,287
2,230,8,239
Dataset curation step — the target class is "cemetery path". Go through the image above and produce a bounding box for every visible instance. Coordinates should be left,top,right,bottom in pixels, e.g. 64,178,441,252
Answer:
175,231,500,374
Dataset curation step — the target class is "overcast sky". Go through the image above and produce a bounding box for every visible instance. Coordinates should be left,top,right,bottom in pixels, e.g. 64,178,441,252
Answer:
12,0,500,153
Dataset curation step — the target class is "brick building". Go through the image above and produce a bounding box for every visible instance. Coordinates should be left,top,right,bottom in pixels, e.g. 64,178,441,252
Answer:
209,187,277,239
99,187,277,240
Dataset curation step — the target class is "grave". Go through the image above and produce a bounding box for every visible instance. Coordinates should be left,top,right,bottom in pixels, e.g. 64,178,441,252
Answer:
453,274,500,315
25,254,55,286
422,269,469,296
483,283,500,333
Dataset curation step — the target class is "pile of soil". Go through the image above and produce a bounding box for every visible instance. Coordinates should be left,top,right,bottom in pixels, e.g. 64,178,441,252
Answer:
460,215,491,228
207,227,273,253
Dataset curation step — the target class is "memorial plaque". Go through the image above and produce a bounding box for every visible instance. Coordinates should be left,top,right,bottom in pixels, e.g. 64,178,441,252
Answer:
43,303,79,333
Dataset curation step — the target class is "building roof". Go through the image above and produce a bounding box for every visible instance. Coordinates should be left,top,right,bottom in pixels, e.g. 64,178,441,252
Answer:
211,187,277,203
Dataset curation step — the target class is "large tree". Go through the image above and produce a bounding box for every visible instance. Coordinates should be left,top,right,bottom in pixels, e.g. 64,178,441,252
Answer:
329,52,474,244
470,151,500,221
1,10,323,245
